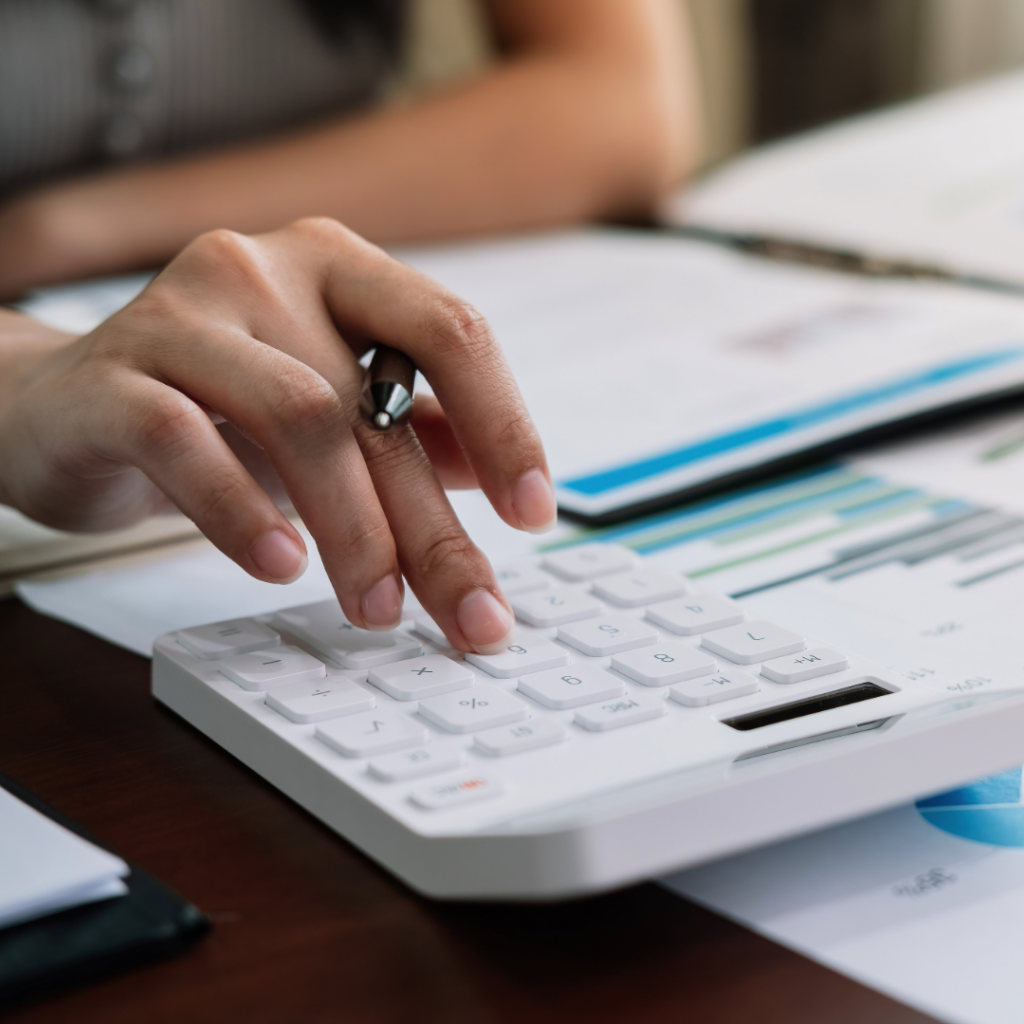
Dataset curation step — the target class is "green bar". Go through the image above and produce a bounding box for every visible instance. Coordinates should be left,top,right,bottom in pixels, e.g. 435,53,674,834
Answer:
540,469,871,553
687,496,940,578
711,483,912,546
981,432,1024,463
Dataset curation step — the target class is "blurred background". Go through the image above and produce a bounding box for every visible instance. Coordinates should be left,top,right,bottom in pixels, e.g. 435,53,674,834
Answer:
396,0,1024,169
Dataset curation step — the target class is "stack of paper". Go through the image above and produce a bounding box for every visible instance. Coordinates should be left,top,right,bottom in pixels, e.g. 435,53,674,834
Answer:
667,69,1024,288
0,787,128,930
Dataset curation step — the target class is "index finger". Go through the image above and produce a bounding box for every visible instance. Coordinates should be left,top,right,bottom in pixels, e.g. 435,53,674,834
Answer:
290,220,558,535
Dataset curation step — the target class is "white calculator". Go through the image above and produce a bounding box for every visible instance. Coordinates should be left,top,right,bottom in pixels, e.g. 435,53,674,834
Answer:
152,543,1024,900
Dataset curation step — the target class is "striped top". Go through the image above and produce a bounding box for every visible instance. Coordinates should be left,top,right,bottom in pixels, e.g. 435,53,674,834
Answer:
0,0,405,197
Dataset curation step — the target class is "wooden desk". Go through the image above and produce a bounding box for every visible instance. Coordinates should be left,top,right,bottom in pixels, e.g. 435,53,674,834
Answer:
0,599,934,1023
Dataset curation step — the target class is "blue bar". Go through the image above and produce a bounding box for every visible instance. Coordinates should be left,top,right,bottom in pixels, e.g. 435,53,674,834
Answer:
562,349,1024,496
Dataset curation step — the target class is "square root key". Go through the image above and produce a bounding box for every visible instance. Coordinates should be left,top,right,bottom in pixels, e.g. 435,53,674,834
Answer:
316,710,428,757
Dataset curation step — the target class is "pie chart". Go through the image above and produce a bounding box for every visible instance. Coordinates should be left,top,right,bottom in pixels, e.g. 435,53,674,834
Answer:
916,767,1024,847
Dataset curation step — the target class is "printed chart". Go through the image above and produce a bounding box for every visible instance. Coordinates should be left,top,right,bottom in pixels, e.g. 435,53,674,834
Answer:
918,769,1024,848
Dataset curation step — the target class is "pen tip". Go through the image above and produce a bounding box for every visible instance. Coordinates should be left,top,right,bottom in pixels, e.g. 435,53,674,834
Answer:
373,411,392,429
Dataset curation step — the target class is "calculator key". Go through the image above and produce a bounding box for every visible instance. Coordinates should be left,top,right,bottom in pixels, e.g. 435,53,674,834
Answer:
494,563,553,596
511,588,602,628
701,621,805,665
574,694,667,732
474,719,567,756
177,618,280,660
315,710,428,757
592,568,688,608
276,602,423,669
517,664,626,710
542,543,634,581
611,643,717,687
368,655,474,701
220,645,325,691
418,685,529,734
265,678,375,723
557,614,658,657
466,634,571,678
645,595,743,636
410,775,504,810
669,669,760,707
368,746,465,782
761,647,850,684
412,617,448,648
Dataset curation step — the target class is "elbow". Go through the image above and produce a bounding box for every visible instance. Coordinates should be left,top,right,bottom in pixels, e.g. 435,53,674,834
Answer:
622,83,700,211
595,63,702,218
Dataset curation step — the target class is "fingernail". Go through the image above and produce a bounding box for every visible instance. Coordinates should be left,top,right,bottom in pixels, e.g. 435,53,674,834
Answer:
512,468,557,534
457,589,514,653
251,530,308,583
362,575,404,630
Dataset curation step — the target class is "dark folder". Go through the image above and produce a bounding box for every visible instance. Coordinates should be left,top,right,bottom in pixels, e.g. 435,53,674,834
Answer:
0,772,209,1007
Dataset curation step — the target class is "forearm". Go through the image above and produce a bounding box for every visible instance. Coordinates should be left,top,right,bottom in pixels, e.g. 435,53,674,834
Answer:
169,55,691,242
8,38,694,283
0,309,77,507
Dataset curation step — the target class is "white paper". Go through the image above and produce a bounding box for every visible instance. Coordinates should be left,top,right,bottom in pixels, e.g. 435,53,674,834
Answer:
663,801,1024,1024
853,407,1024,515
669,69,1024,286
640,414,1024,1024
0,786,128,930
17,272,152,334
396,230,1024,516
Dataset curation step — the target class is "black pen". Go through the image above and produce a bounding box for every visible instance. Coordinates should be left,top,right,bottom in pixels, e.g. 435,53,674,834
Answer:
360,344,417,430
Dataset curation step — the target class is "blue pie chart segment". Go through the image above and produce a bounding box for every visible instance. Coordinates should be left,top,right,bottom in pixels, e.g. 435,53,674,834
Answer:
916,767,1024,847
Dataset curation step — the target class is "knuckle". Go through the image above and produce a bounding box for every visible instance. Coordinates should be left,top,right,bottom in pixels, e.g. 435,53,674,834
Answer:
267,371,345,441
422,296,496,360
343,507,393,560
358,425,427,478
491,402,532,450
289,215,350,244
189,471,250,529
181,228,268,287
133,392,203,462
413,528,480,580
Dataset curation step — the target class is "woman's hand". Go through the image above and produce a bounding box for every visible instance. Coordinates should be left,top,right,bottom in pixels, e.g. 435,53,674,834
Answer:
0,218,556,653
